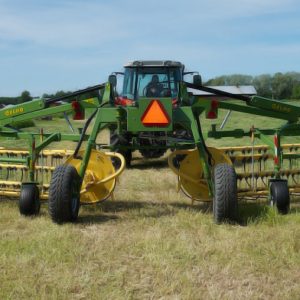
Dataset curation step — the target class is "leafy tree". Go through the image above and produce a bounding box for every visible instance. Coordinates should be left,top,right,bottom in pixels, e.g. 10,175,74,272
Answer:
253,74,272,98
206,74,253,86
20,90,32,103
292,83,300,99
42,90,72,100
226,74,253,85
205,75,227,85
272,73,295,99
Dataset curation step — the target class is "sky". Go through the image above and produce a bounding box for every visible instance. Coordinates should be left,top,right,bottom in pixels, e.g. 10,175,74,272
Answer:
0,0,300,96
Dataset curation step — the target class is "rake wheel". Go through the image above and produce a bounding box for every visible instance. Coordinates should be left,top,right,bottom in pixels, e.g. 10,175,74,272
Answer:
213,163,238,224
270,179,290,214
19,183,40,216
48,164,81,223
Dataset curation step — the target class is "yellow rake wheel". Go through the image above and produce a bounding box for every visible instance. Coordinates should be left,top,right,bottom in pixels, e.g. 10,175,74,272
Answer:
168,147,232,201
65,149,125,204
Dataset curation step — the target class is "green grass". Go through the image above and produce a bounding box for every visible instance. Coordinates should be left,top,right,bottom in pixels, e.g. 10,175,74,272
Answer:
0,170,300,299
0,101,300,299
0,118,88,149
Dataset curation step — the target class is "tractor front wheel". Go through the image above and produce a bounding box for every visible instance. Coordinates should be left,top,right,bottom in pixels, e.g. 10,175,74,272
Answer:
213,163,238,224
48,164,81,223
270,179,290,214
19,183,40,216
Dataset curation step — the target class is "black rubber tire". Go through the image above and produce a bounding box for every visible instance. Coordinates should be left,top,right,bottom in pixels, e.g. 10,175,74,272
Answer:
48,164,81,224
270,180,290,214
111,150,132,168
139,148,166,159
110,132,132,167
213,163,238,224
19,183,40,216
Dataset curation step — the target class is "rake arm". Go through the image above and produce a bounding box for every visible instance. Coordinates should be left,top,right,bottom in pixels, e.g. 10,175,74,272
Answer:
185,82,300,122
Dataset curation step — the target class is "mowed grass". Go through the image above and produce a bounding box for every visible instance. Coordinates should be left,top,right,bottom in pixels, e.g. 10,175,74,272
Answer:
1,163,300,299
1,101,300,299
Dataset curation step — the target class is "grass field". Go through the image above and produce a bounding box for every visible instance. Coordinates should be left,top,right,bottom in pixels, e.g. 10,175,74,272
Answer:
1,104,300,299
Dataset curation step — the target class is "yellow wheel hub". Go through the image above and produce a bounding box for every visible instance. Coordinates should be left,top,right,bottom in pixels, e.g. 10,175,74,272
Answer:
65,149,118,204
169,147,232,201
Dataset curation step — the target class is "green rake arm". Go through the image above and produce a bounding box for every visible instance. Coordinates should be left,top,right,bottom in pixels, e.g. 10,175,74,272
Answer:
0,83,106,128
185,82,300,122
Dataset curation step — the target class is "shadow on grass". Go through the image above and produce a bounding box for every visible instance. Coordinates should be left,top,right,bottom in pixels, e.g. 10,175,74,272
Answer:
77,214,119,224
237,201,300,226
130,158,168,170
237,202,270,225
77,199,210,224
170,201,211,213
2,197,299,226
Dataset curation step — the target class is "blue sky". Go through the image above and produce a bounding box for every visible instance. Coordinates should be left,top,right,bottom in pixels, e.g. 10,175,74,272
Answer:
1,0,300,96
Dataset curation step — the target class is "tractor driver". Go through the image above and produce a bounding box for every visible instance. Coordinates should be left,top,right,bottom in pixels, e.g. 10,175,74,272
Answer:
145,74,163,97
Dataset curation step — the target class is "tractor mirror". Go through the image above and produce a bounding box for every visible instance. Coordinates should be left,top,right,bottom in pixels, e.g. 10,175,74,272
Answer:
108,75,117,87
193,74,202,86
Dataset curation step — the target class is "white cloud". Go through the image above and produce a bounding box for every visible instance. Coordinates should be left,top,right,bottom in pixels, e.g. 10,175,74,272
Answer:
0,1,129,46
0,0,298,47
0,0,300,95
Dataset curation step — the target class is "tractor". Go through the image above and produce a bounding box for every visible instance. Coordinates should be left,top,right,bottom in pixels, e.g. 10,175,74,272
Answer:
0,60,299,224
109,60,198,165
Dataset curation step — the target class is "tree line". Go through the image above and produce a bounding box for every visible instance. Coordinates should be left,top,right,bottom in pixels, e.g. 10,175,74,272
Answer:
205,72,300,100
1,72,300,105
0,90,91,106
0,90,33,105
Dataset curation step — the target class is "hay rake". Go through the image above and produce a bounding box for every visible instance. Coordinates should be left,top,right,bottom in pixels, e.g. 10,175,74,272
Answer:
220,144,300,197
0,149,72,199
1,144,299,200
0,60,300,223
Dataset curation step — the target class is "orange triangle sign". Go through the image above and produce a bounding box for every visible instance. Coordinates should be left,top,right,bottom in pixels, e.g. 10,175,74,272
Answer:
141,100,170,126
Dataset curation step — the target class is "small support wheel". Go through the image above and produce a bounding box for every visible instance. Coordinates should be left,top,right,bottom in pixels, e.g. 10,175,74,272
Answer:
19,183,40,216
213,163,238,224
270,179,290,214
48,164,81,223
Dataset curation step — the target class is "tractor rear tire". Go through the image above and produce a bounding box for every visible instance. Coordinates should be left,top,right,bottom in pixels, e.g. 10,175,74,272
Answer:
213,163,238,224
48,164,81,224
270,179,290,214
139,148,166,159
110,132,132,168
19,183,40,216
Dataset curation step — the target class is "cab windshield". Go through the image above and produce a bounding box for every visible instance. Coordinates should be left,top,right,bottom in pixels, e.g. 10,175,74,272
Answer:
122,67,181,100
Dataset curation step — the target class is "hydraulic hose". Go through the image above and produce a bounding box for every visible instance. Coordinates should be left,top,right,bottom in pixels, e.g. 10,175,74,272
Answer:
184,82,250,102
45,83,106,106
73,102,108,158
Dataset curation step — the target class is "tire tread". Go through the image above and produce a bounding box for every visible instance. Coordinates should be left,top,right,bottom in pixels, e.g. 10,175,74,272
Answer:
213,163,238,223
48,164,80,223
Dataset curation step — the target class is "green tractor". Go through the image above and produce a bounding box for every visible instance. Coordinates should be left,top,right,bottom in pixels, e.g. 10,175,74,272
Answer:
108,60,199,165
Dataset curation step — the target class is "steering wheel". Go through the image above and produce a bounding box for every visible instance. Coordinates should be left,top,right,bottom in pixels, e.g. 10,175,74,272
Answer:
160,88,171,97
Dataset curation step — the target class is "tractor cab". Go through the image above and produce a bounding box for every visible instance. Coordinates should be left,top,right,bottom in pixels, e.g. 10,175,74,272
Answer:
112,60,185,105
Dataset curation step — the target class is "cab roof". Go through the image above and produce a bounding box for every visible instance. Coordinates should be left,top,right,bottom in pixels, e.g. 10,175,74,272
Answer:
124,60,184,68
